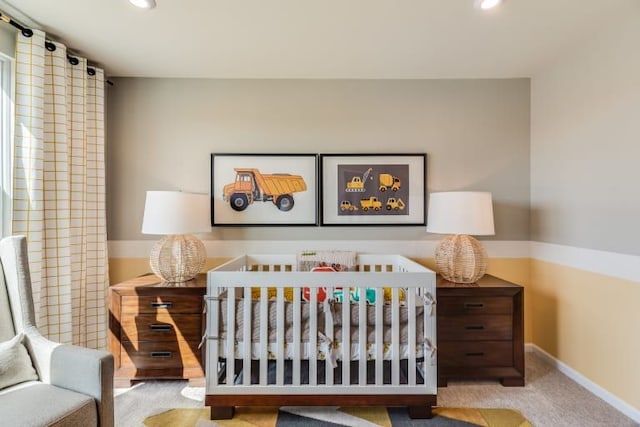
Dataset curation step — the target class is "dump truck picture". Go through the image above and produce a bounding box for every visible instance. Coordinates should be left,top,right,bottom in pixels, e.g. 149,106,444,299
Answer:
340,200,358,211
360,196,382,211
345,168,373,192
379,173,401,192
222,168,307,212
386,197,406,211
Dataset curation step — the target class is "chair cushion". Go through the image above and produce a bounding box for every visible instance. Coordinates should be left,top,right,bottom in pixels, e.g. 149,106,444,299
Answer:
0,382,97,426
0,333,38,390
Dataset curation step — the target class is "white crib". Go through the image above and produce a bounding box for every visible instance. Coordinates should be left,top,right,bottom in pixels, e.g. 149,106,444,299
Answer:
205,254,437,419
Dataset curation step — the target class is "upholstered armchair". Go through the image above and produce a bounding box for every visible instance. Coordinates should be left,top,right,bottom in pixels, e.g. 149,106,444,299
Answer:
0,235,114,426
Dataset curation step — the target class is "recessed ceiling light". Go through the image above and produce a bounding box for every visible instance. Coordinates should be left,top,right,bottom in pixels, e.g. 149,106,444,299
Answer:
129,0,156,9
475,0,503,10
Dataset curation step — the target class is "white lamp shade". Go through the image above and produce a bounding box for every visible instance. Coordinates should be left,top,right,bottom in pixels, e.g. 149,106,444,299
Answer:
426,191,495,236
142,191,211,235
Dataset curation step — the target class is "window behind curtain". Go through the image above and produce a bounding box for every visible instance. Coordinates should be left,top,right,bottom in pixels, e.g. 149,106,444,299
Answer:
0,52,13,237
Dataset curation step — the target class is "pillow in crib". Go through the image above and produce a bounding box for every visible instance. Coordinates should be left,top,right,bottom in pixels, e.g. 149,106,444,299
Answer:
333,287,406,304
302,264,340,302
383,287,406,303
0,333,39,390
250,287,296,302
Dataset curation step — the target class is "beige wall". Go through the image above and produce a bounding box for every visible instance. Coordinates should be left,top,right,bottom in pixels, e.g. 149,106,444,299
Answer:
529,8,640,415
530,8,640,256
106,78,530,242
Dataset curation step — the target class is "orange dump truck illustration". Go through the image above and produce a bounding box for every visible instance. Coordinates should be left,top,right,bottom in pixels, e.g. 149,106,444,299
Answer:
223,168,307,212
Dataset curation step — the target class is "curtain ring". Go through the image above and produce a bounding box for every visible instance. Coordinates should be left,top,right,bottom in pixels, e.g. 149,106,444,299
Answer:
67,55,79,66
21,28,33,38
45,41,56,52
87,67,96,76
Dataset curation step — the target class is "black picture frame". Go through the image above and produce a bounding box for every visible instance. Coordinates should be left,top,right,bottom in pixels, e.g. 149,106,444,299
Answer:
319,153,427,226
211,153,319,226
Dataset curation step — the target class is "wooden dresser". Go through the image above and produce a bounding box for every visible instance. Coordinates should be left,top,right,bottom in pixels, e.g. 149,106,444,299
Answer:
108,274,206,386
436,274,524,387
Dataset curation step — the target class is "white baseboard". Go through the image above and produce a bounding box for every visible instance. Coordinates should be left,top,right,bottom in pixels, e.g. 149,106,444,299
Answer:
526,343,640,422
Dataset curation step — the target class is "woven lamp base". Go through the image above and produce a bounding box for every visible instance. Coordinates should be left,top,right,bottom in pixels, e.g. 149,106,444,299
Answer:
150,234,206,283
435,234,488,283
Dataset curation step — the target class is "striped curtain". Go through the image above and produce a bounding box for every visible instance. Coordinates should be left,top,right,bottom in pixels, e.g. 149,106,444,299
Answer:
12,29,109,349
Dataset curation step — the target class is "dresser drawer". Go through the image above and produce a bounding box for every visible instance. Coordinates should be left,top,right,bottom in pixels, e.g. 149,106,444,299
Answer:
120,340,202,369
438,315,512,341
120,314,202,342
437,296,512,315
438,341,513,367
121,295,203,314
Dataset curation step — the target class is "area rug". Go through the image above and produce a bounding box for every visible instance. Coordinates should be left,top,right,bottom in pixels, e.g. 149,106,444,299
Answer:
143,406,532,427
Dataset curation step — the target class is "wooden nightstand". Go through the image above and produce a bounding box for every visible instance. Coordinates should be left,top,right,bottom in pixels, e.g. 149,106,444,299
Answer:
108,274,206,387
436,274,524,387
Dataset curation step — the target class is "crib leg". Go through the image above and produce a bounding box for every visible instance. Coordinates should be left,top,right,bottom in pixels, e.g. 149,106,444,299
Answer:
210,406,235,420
408,405,433,419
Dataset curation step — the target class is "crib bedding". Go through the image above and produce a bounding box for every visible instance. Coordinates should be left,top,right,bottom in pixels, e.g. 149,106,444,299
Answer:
216,295,428,361
217,335,427,361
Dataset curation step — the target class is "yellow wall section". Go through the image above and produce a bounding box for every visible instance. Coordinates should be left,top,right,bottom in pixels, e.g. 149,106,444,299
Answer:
530,259,640,410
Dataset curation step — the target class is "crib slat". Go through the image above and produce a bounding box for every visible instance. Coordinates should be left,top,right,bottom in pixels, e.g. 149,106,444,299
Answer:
209,285,220,388
392,287,400,385
243,287,252,386
226,287,236,386
276,287,285,386
293,287,301,385
358,287,366,386
309,287,317,386
259,287,268,386
325,286,334,386
408,289,416,385
423,288,430,386
342,288,350,385
375,287,383,386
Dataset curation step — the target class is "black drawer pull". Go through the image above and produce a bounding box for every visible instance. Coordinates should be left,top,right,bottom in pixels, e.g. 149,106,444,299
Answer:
150,324,173,331
150,351,172,358
464,302,484,309
466,352,485,357
465,325,485,330
150,302,173,309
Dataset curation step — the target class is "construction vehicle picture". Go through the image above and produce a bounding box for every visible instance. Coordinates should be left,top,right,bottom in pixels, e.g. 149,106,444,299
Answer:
222,168,307,212
386,197,406,211
339,200,358,211
360,196,382,211
345,168,373,192
379,173,401,192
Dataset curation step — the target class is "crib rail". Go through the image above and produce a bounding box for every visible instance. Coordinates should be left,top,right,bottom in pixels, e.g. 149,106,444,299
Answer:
205,254,437,396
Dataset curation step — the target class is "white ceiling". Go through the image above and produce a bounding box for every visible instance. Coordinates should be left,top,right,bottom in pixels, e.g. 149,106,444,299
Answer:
0,0,636,79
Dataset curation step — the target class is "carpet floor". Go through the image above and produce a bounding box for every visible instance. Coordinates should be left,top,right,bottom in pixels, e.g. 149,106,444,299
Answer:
115,351,638,427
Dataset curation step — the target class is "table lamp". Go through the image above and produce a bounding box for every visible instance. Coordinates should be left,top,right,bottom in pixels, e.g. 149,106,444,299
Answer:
426,191,495,283
141,191,211,283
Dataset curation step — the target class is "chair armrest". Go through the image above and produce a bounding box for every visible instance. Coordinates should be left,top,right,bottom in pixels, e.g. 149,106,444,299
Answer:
24,327,114,427
51,344,114,427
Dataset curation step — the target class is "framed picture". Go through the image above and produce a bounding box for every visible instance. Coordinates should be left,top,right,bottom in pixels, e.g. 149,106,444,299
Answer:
320,153,426,226
211,154,318,226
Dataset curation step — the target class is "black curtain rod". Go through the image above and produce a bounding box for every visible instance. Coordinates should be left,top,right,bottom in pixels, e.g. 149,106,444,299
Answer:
1,11,113,85
0,11,32,37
